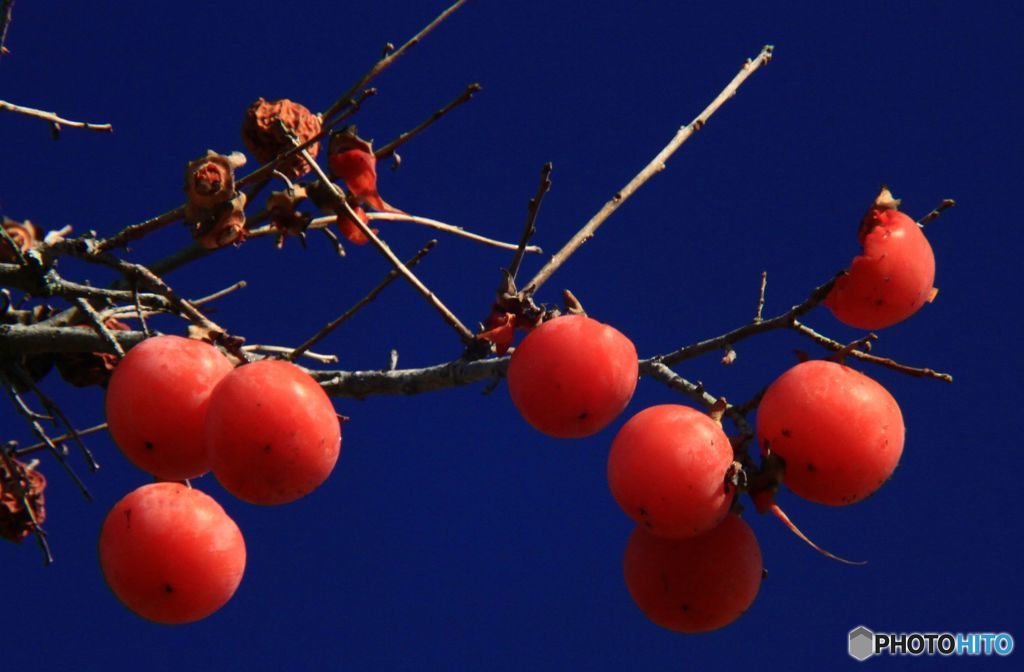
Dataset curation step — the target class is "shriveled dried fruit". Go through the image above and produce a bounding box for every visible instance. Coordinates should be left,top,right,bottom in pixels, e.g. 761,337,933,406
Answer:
267,185,312,248
327,126,403,213
476,309,517,355
0,455,46,544
191,193,247,249
184,150,246,216
334,205,377,245
1,217,41,261
241,98,321,179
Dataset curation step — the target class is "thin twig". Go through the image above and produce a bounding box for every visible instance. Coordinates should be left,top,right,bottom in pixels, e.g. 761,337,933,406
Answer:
754,271,767,322
522,45,774,296
72,297,125,358
243,344,338,364
918,198,956,227
508,162,552,281
0,0,14,57
374,83,482,160
642,360,752,437
362,212,541,253
1,373,91,500
131,282,151,337
0,99,113,134
11,365,99,471
96,206,186,252
191,280,247,306
288,240,437,361
13,423,108,458
657,269,838,367
792,321,953,382
322,0,469,122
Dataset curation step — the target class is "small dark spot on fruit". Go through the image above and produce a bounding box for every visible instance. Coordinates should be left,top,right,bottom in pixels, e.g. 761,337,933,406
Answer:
642,520,653,529
164,584,174,593
807,463,816,472
875,299,884,306
660,572,670,593
680,604,690,612
578,411,589,420
264,444,272,452
124,509,132,527
781,429,791,437
144,441,154,451
638,506,649,517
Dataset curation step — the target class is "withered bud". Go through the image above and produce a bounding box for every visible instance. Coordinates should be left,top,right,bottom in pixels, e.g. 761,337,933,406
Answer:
1,217,41,262
267,186,312,248
0,457,46,544
192,193,248,250
241,98,322,179
185,150,246,217
55,317,130,388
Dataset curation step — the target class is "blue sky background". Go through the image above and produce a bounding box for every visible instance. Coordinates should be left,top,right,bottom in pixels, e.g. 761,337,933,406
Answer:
2,1,1020,669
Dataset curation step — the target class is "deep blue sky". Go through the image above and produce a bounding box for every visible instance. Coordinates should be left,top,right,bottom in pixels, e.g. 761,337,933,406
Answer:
2,1,1020,669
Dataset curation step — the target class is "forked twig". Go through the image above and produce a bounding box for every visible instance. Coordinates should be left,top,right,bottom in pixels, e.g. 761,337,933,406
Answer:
289,240,437,361
296,143,475,342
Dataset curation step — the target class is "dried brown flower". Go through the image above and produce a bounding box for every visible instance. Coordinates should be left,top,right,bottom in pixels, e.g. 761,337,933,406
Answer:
1,217,41,261
192,193,248,249
184,150,246,217
0,456,46,544
241,98,322,179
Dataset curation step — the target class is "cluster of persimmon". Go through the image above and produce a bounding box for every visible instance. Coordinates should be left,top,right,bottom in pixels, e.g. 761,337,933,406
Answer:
502,188,936,633
101,336,341,623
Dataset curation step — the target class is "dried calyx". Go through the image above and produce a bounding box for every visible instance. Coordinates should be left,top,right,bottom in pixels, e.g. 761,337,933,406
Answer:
184,151,248,249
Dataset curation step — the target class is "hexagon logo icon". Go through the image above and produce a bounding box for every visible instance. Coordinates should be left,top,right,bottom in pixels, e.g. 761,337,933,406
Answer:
848,626,875,661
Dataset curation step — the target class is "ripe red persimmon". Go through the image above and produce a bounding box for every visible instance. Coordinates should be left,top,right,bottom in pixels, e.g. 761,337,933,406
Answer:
756,359,904,505
105,335,234,480
623,514,763,633
608,404,734,538
825,188,936,329
507,314,638,438
99,482,246,624
205,359,341,505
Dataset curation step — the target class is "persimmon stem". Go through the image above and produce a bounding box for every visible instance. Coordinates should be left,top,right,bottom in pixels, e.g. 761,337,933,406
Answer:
917,198,956,227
